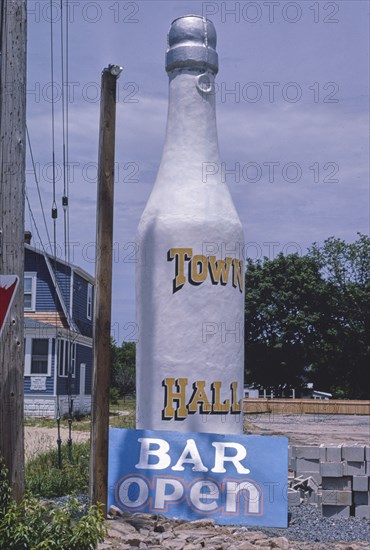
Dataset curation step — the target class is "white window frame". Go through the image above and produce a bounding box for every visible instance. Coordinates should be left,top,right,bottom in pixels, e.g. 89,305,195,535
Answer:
87,283,92,320
24,272,37,311
24,337,52,377
58,339,76,378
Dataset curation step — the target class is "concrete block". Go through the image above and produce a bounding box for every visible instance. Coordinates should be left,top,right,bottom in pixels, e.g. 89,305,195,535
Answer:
306,476,320,492
326,445,343,463
319,444,326,462
365,446,370,461
321,505,350,518
292,475,320,493
320,462,344,477
355,505,370,519
366,461,370,475
322,490,352,506
290,445,296,459
322,476,352,491
300,471,321,484
306,491,321,506
353,491,370,506
352,476,370,492
296,458,320,473
289,457,297,471
320,444,342,463
342,445,365,462
343,461,366,475
295,446,320,460
288,488,301,506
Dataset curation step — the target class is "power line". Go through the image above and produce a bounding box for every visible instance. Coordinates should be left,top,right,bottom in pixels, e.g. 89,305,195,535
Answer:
26,125,52,252
25,189,49,258
60,0,74,439
49,0,58,260
65,0,70,266
60,0,69,264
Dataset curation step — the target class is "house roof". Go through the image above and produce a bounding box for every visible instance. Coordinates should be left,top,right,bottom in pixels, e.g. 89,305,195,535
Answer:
24,311,68,329
24,317,93,346
24,318,58,330
25,243,95,285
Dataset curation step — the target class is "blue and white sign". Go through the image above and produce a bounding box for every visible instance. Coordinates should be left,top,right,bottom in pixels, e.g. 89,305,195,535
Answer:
108,428,288,527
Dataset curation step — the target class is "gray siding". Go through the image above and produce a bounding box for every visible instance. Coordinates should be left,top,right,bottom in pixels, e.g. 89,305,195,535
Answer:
73,273,93,337
55,262,71,310
26,250,57,311
57,343,92,396
77,344,93,395
25,250,67,313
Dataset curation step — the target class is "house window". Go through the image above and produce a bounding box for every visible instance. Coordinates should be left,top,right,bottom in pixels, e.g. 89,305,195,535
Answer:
87,283,92,320
24,337,52,376
58,339,76,377
24,272,36,311
31,339,49,374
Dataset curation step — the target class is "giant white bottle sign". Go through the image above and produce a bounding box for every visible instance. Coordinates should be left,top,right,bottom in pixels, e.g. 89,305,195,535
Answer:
136,15,245,434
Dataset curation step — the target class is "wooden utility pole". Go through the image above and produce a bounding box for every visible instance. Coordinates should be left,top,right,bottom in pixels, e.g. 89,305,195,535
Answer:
0,0,27,501
89,65,121,515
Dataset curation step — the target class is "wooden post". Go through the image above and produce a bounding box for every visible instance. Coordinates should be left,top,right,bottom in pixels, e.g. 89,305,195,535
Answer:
0,0,27,501
89,66,121,515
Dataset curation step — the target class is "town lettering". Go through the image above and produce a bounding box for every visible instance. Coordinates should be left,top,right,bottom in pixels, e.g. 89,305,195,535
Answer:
162,378,242,420
167,248,243,293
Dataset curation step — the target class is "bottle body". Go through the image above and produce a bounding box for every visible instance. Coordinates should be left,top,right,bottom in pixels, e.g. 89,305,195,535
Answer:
136,22,245,434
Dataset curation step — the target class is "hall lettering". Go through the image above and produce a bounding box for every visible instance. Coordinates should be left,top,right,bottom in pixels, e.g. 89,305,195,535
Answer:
162,378,242,420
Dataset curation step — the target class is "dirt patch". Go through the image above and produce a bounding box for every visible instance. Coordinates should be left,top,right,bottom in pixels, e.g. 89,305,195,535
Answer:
25,426,89,461
246,414,370,446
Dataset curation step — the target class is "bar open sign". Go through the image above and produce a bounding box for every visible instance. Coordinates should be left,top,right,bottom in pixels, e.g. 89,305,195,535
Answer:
108,429,288,527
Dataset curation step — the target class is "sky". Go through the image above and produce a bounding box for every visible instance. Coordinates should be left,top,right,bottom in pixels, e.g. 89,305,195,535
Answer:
25,0,369,343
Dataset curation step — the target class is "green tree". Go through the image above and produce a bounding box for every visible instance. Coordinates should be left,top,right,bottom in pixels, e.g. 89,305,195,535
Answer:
110,339,136,397
307,234,370,398
244,234,370,399
245,253,329,394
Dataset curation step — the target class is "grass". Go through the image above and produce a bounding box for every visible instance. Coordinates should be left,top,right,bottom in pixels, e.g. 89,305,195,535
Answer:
26,441,90,498
23,399,137,498
109,398,136,429
24,416,91,431
24,398,137,432
1,454,106,549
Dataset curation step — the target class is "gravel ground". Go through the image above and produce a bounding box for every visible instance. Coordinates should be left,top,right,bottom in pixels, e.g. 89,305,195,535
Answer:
248,503,370,543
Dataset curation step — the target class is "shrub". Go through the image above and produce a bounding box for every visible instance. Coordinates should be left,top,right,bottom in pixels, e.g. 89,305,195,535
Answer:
0,456,106,549
0,455,11,517
109,386,120,405
26,441,90,498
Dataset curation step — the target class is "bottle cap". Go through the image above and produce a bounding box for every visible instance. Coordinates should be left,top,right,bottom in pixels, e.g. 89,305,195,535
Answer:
166,15,218,74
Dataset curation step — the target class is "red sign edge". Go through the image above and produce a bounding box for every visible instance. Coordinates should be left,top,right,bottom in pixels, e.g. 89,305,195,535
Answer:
0,275,20,339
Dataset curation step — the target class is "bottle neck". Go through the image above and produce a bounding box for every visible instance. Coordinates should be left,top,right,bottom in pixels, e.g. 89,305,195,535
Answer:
156,69,221,184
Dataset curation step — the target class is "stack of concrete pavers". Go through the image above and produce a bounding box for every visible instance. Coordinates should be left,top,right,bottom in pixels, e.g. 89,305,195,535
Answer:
291,474,321,506
289,444,370,519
